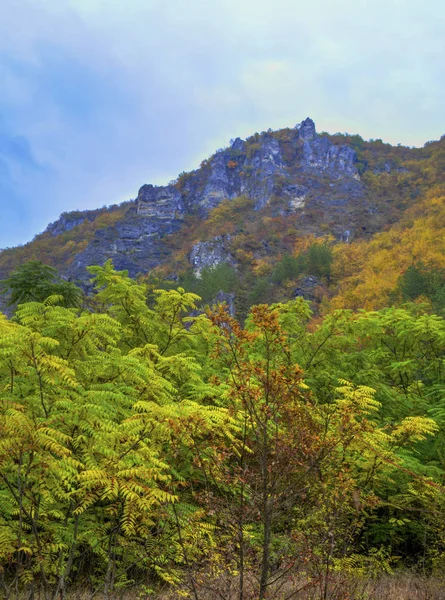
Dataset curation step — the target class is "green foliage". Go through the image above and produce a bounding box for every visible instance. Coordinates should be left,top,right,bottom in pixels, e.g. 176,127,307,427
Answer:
204,302,440,598
306,241,333,279
0,261,231,597
398,262,445,312
0,260,83,308
271,243,333,285
247,275,272,306
285,303,445,562
179,263,239,303
271,253,304,283
0,261,444,597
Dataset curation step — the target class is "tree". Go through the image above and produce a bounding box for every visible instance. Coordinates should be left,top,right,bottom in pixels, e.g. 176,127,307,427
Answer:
306,242,333,280
398,262,445,313
0,263,230,599
0,261,83,308
0,260,443,598
203,302,440,598
271,254,304,284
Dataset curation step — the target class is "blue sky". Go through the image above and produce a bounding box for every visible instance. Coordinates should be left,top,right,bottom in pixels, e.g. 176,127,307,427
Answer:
1,0,444,248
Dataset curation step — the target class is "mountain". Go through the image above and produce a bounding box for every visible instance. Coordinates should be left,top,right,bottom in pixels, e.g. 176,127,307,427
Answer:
1,117,444,312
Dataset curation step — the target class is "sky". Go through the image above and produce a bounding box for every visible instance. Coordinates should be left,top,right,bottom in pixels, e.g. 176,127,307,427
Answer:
0,0,444,249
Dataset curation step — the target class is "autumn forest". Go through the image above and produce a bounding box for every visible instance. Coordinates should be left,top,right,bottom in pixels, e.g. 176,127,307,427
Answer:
0,127,445,599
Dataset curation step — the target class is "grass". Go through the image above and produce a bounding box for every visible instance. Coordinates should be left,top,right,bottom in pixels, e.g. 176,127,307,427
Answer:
16,573,443,600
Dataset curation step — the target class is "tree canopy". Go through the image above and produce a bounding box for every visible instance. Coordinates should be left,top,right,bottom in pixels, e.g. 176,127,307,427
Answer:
0,260,83,308
0,261,444,598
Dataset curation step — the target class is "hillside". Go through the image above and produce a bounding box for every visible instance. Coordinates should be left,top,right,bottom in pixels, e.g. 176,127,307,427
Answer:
2,119,445,598
1,118,444,313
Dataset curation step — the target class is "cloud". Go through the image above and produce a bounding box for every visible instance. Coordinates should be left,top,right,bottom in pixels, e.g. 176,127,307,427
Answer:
0,120,56,249
0,0,444,247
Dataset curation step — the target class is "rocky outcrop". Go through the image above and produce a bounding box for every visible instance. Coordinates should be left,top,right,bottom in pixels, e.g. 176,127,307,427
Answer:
292,275,321,302
296,118,358,176
66,214,176,282
45,210,101,236
231,137,245,152
248,136,286,210
283,184,308,212
302,137,357,175
373,160,408,175
190,118,358,214
296,117,317,140
213,290,236,316
46,118,367,283
67,185,185,281
137,184,185,219
197,154,235,213
190,236,234,276
47,215,87,236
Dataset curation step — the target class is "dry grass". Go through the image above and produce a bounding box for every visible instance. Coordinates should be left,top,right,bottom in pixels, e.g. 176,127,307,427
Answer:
151,573,445,600
363,574,445,600
11,574,445,600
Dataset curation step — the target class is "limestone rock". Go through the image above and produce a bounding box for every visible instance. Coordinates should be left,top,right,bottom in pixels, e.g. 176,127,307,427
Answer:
283,184,308,212
231,137,245,152
248,136,286,210
67,188,185,282
198,154,234,213
297,121,358,177
190,236,234,277
296,117,317,140
213,290,236,316
136,184,185,220
373,160,408,175
45,211,99,236
33,117,374,287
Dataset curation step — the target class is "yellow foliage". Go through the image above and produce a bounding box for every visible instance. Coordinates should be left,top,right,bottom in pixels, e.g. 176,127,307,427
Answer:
332,192,445,309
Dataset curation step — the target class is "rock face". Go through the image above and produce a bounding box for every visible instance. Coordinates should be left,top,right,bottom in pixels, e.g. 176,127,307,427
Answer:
213,291,236,316
137,184,185,219
302,135,357,176
190,236,234,277
198,153,235,213
45,210,101,236
67,185,185,281
296,118,357,176
248,136,287,210
297,117,317,140
49,117,367,283
178,118,358,216
283,184,308,213
47,215,87,236
292,275,321,302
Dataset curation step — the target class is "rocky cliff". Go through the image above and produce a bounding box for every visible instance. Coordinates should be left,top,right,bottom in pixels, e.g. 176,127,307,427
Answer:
1,116,430,291
51,117,375,282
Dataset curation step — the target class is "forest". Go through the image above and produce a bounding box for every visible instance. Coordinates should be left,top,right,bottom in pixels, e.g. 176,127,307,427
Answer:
1,260,445,599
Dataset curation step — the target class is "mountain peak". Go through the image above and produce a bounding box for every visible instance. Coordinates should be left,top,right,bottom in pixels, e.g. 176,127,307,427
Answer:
3,117,439,307
296,117,316,140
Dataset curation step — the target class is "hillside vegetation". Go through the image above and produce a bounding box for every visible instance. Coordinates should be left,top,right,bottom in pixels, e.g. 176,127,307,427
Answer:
0,122,444,317
1,122,445,598
0,263,445,598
